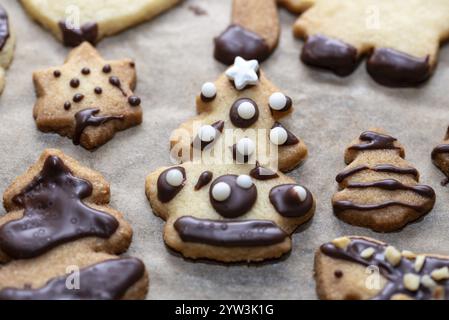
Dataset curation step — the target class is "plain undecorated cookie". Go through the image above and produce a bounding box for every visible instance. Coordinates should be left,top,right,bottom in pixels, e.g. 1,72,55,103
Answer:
0,149,148,300
0,5,15,95
20,0,181,46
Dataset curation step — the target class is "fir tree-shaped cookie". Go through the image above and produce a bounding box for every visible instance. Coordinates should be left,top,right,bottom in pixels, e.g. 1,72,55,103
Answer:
332,128,435,232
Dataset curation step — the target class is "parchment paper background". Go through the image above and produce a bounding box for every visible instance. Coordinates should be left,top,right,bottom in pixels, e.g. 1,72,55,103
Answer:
1,0,449,300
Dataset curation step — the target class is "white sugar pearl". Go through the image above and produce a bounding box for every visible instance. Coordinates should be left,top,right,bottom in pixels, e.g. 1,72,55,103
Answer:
269,92,287,111
236,138,255,156
236,175,253,189
269,127,288,145
166,169,184,187
198,125,216,142
212,182,231,201
201,82,217,98
293,186,307,202
237,102,256,120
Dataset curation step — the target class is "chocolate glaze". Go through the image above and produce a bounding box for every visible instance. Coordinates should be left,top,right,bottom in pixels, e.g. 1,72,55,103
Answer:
321,237,449,300
192,120,224,151
349,131,400,151
194,171,213,190
0,6,9,50
157,167,186,203
229,98,259,128
269,184,314,218
58,21,98,47
333,200,431,215
271,96,292,113
174,216,287,247
214,24,271,65
232,144,251,163
109,76,127,96
73,108,123,145
367,48,431,87
272,122,299,146
336,164,419,183
0,156,118,259
431,144,449,160
250,162,279,180
200,93,216,102
0,258,144,300
209,175,257,218
301,34,359,77
346,179,435,198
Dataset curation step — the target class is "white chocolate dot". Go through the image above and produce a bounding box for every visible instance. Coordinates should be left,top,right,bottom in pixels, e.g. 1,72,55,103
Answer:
270,127,288,145
269,92,287,111
212,182,231,202
293,186,307,202
201,82,216,98
236,175,253,189
236,138,255,156
166,169,184,187
237,102,256,120
198,125,216,142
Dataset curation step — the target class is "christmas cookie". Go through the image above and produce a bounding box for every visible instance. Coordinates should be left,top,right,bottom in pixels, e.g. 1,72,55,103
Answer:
332,128,435,232
145,161,315,262
315,236,449,300
431,127,449,184
20,0,181,46
32,42,142,150
170,56,308,172
0,149,148,300
0,4,15,95
277,0,315,14
214,0,280,65
293,0,449,87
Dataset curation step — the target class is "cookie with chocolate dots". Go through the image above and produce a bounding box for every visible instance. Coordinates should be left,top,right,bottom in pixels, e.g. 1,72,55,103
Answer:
32,42,142,150
0,149,148,300
0,4,15,95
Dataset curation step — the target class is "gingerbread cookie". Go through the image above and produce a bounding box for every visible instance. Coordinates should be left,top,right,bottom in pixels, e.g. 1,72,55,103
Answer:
32,42,142,150
145,161,315,262
170,56,308,172
0,149,148,300
0,4,15,95
332,128,435,232
277,0,315,14
20,0,181,46
431,127,449,184
214,0,280,65
315,236,449,300
293,0,449,87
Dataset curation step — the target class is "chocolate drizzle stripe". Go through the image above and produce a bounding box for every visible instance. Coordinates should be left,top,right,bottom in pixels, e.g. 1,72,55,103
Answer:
333,200,431,214
431,144,449,160
0,258,144,300
320,238,449,300
58,21,98,47
174,216,287,247
349,131,399,151
346,179,435,198
336,164,419,183
0,6,10,50
0,156,119,259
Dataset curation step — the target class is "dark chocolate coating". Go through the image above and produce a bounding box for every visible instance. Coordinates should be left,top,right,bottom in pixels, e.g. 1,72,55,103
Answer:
0,5,9,50
58,21,98,47
194,171,213,190
209,175,257,218
0,156,118,259
214,24,270,65
269,184,314,218
157,167,186,203
272,122,299,146
301,34,359,77
174,216,287,247
0,258,144,300
192,120,224,151
367,48,431,87
250,162,279,181
321,237,449,300
229,98,259,128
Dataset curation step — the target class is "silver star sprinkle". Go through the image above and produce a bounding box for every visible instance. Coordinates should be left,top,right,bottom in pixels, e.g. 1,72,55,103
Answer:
225,56,259,90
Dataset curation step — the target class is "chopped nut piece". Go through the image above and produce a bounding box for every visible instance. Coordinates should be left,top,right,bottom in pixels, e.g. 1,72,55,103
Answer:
414,255,426,272
332,237,351,249
384,246,402,266
401,250,416,259
431,267,449,281
360,247,375,259
421,275,437,289
403,273,420,291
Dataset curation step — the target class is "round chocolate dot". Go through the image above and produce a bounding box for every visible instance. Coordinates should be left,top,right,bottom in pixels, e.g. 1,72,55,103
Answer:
81,67,90,75
64,101,71,110
130,62,135,68
109,76,120,87
94,87,102,94
230,98,259,128
334,270,343,278
128,96,141,106
70,78,80,88
73,93,84,103
53,70,61,78
102,64,112,73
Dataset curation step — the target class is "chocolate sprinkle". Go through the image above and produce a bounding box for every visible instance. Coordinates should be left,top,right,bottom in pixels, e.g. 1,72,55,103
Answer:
81,67,90,75
102,64,112,73
128,96,141,107
53,70,61,78
70,78,80,88
73,93,84,103
94,87,103,94
64,101,71,110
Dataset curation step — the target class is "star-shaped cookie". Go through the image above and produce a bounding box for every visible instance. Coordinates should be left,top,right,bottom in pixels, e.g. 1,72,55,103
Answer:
33,42,142,150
